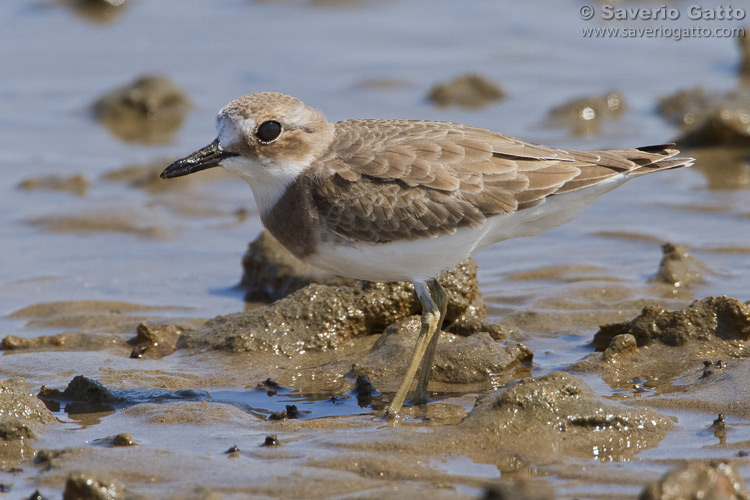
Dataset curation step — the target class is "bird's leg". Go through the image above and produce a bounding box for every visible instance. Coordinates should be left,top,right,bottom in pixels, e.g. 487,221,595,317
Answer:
383,280,442,420
414,279,448,405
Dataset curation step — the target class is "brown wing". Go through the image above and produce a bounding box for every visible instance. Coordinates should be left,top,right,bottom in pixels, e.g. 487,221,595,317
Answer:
310,120,691,244
311,173,487,243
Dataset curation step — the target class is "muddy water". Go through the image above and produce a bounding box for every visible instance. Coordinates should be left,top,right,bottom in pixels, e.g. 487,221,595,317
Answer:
2,0,750,498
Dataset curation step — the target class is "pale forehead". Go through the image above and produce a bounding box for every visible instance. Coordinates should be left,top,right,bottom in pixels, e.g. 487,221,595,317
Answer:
215,92,318,145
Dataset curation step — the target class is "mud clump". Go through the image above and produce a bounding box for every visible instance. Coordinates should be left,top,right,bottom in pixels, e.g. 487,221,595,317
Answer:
688,147,750,190
110,433,135,447
63,471,124,500
39,375,125,414
658,87,750,147
593,296,750,349
544,90,625,136
355,316,530,385
61,0,129,25
187,231,516,387
1,332,100,351
0,378,56,468
182,256,504,357
658,87,715,130
240,230,356,302
427,73,505,109
18,174,90,197
651,243,706,288
93,75,191,145
639,460,749,500
240,231,496,330
576,297,750,393
127,322,182,358
452,372,672,461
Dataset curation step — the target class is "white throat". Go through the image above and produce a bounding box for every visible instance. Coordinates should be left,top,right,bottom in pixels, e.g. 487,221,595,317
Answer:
216,116,309,215
221,155,305,216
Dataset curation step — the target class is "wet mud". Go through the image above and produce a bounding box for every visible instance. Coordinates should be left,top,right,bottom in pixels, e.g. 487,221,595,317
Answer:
4,228,750,498
4,2,750,498
0,379,55,469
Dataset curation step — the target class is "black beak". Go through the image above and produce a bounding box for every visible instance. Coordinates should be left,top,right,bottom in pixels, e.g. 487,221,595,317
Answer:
160,139,239,179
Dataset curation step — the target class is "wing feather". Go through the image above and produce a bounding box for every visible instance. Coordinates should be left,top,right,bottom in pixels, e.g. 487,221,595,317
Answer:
307,121,691,244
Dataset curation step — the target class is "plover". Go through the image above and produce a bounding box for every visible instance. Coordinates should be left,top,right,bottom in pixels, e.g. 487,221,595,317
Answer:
161,92,693,419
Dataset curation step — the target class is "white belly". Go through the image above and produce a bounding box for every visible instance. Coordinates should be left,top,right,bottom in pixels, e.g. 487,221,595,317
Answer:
305,175,627,282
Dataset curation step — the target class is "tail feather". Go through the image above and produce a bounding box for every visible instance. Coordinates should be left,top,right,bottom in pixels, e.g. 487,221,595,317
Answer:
624,144,694,176
554,144,693,194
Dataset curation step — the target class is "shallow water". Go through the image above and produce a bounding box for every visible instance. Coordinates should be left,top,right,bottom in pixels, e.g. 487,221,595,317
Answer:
2,0,750,498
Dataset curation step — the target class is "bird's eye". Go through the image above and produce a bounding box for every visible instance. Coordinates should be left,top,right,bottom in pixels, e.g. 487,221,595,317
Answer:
256,121,282,143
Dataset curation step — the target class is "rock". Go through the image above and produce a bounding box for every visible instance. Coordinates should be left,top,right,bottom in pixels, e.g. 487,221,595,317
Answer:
639,460,749,500
651,243,706,288
455,372,673,461
0,378,56,468
427,73,505,109
544,91,625,136
93,75,191,145
354,316,531,385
